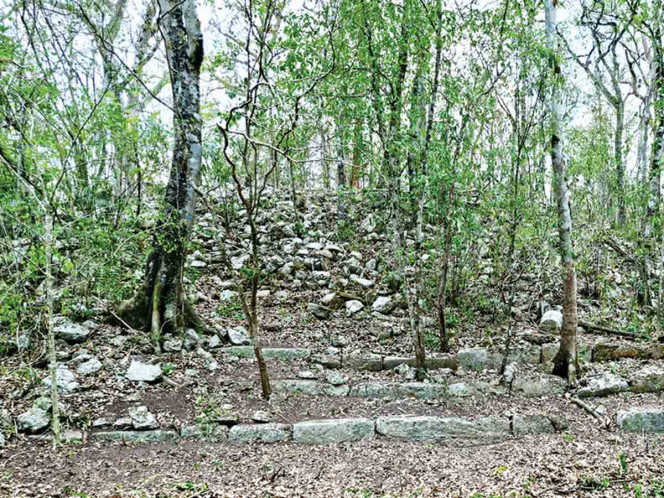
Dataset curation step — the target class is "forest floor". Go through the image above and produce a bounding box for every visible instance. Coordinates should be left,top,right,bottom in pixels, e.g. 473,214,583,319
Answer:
2,193,663,497
4,427,664,497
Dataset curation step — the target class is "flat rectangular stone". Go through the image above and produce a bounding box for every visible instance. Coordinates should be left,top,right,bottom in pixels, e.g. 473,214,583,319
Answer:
617,409,664,432
342,352,383,371
592,344,664,362
349,382,445,399
262,348,311,360
376,415,510,441
292,418,375,444
222,347,311,360
229,424,291,443
383,355,457,371
512,415,555,435
91,430,178,443
273,379,349,396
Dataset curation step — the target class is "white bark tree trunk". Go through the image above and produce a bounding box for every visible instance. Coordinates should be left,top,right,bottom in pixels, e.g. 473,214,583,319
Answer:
546,0,579,385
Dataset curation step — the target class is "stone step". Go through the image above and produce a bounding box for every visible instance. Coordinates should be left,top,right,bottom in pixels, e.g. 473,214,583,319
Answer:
86,413,562,445
592,343,664,362
271,377,567,399
220,344,549,372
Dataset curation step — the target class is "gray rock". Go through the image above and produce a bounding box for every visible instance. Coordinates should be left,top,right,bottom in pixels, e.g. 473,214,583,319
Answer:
273,379,349,397
629,365,664,393
343,351,383,371
42,365,80,393
512,376,567,397
540,310,563,332
326,371,346,386
91,430,178,443
345,300,364,316
181,425,204,439
17,407,49,433
0,433,5,447
541,343,558,364
376,415,510,441
274,290,289,301
308,303,331,320
349,382,445,399
163,337,183,353
230,423,291,443
512,415,555,435
350,275,374,289
228,326,251,346
617,408,664,433
220,290,238,302
251,411,271,423
53,316,92,343
129,406,158,430
297,370,317,379
125,360,162,383
371,296,393,314
456,348,488,372
577,372,629,398
231,255,250,270
292,418,374,444
76,357,102,376
208,334,222,349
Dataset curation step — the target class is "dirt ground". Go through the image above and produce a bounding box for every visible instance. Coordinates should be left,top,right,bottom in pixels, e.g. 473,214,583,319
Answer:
2,428,663,498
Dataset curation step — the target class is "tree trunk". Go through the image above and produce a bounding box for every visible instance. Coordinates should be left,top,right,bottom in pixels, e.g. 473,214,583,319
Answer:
546,0,579,385
645,1,664,310
119,0,203,349
45,211,60,446
615,101,626,223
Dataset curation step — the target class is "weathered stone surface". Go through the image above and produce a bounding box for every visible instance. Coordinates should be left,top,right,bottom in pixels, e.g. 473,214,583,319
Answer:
372,296,393,314
456,348,488,372
125,360,162,382
343,352,383,371
17,407,49,434
222,347,310,360
228,326,250,346
53,316,92,343
312,353,341,369
592,343,664,362
129,406,158,430
326,371,346,386
292,418,374,444
447,381,505,397
273,379,349,397
349,275,374,289
0,433,5,447
540,310,563,332
512,415,555,435
181,425,204,439
383,355,457,371
229,424,291,443
76,357,102,376
512,376,567,397
351,382,445,399
629,365,664,393
577,373,629,398
491,345,541,368
263,348,311,360
308,303,331,319
345,300,364,316
42,365,80,393
617,409,664,433
376,415,510,441
91,430,178,443
541,343,558,364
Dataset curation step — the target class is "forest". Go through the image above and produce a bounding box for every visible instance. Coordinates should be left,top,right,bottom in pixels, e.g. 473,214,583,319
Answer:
0,0,663,495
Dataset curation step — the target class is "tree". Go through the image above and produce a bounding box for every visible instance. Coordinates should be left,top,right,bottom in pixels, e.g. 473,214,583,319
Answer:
119,0,204,350
546,0,579,384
